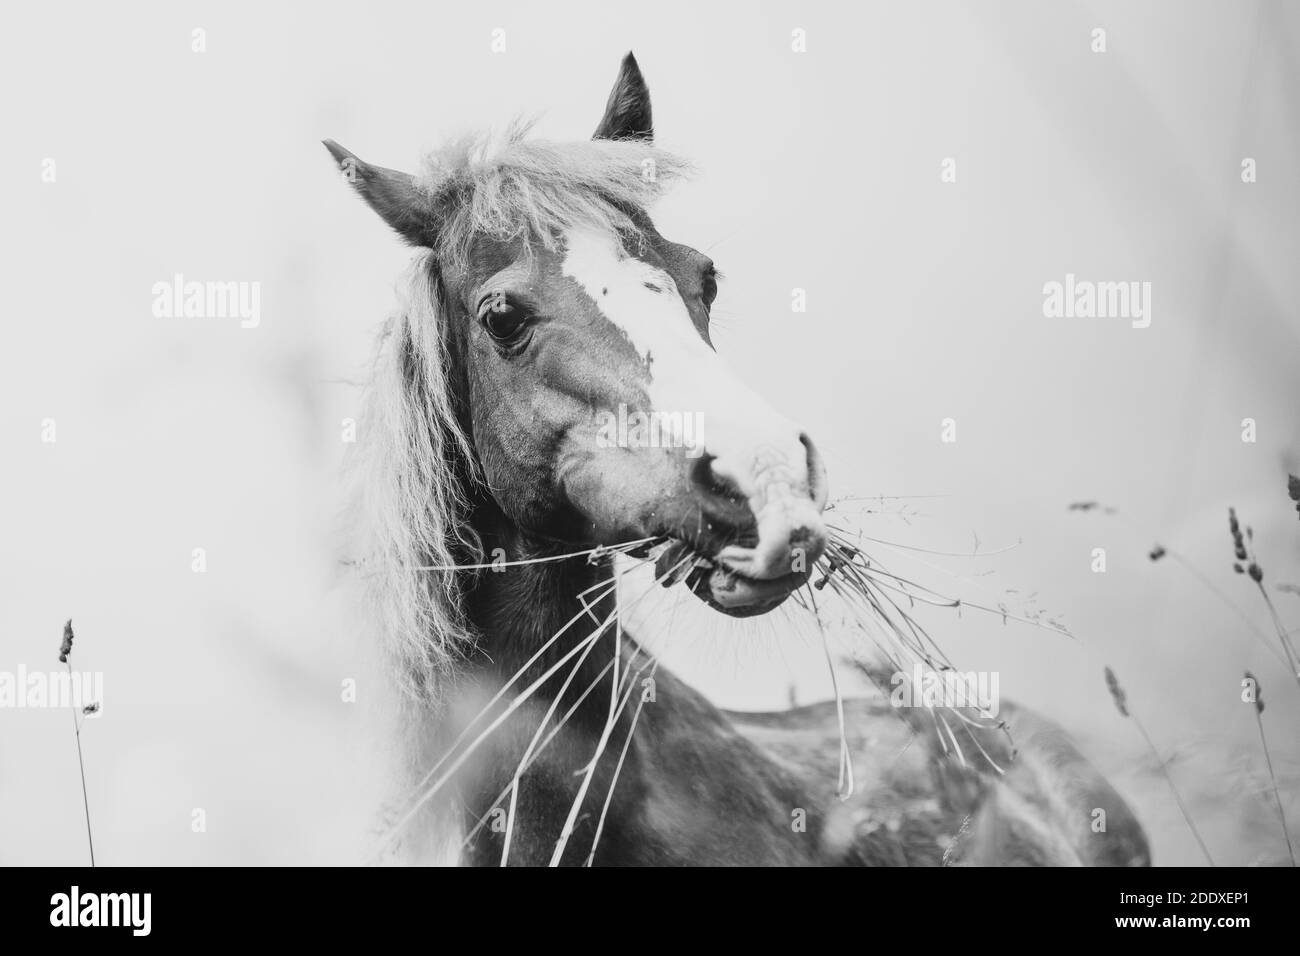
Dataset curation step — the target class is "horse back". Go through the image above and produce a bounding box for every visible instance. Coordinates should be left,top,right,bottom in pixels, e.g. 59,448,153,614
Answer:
727,697,1151,866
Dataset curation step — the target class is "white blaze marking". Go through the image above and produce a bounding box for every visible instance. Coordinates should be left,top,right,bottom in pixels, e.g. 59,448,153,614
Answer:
560,225,715,412
559,225,802,502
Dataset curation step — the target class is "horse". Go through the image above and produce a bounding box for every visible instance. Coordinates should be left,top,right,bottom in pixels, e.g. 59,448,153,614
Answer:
325,53,1151,866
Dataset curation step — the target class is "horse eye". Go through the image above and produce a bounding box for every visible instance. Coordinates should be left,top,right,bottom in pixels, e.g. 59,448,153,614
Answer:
480,300,531,341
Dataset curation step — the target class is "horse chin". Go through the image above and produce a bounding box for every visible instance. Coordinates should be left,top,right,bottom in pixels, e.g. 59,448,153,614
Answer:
695,564,808,618
655,542,809,618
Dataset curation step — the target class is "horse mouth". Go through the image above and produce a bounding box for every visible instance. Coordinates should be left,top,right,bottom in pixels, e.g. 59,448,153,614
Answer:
654,539,812,617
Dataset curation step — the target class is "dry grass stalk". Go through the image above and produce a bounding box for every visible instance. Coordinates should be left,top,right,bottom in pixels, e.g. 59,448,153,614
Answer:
60,619,95,866
1104,665,1214,865
1244,670,1295,866
1228,506,1300,689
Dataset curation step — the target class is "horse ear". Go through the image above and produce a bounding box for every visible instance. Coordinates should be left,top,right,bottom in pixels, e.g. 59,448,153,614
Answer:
322,140,438,248
592,52,653,142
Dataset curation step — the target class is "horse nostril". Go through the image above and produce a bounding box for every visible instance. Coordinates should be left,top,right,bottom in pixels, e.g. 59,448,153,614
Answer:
789,523,828,568
691,452,746,505
790,527,816,553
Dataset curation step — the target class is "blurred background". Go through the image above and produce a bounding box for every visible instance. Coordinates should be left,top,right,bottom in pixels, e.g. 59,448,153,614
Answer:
2,0,1297,865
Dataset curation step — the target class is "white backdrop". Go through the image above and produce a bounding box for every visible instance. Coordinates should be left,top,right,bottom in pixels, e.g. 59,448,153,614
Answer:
2,0,1297,865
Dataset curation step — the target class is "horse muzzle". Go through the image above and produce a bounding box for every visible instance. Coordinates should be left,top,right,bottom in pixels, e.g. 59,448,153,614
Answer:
658,436,829,617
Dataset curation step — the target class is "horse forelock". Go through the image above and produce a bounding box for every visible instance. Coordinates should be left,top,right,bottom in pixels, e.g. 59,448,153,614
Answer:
416,119,692,270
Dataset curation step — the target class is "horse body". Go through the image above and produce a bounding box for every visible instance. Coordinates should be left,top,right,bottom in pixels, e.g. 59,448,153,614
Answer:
330,53,1150,866
453,547,1149,867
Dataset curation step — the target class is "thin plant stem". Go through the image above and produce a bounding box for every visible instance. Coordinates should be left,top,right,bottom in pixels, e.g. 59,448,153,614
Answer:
807,585,854,799
1165,551,1290,670
1254,582,1300,688
66,660,94,867
408,537,657,571
1252,709,1296,866
1131,714,1214,866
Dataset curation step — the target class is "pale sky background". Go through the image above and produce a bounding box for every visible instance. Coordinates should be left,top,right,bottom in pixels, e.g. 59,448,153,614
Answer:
2,0,1298,865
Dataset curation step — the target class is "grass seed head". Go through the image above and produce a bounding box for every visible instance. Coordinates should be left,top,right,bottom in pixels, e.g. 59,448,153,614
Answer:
58,619,75,663
1104,666,1129,717
1228,508,1248,561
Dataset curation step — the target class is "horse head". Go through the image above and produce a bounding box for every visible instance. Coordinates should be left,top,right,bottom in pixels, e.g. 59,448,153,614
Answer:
327,53,827,619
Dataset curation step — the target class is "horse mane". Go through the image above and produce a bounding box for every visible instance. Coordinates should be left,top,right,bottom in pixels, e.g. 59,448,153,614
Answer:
349,258,480,704
350,121,690,705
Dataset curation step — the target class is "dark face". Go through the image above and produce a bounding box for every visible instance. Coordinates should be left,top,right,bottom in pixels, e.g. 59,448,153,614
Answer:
443,215,828,617
327,53,828,616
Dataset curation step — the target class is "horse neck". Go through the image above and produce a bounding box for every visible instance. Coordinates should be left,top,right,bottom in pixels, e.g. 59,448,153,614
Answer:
459,508,632,732
452,509,811,865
